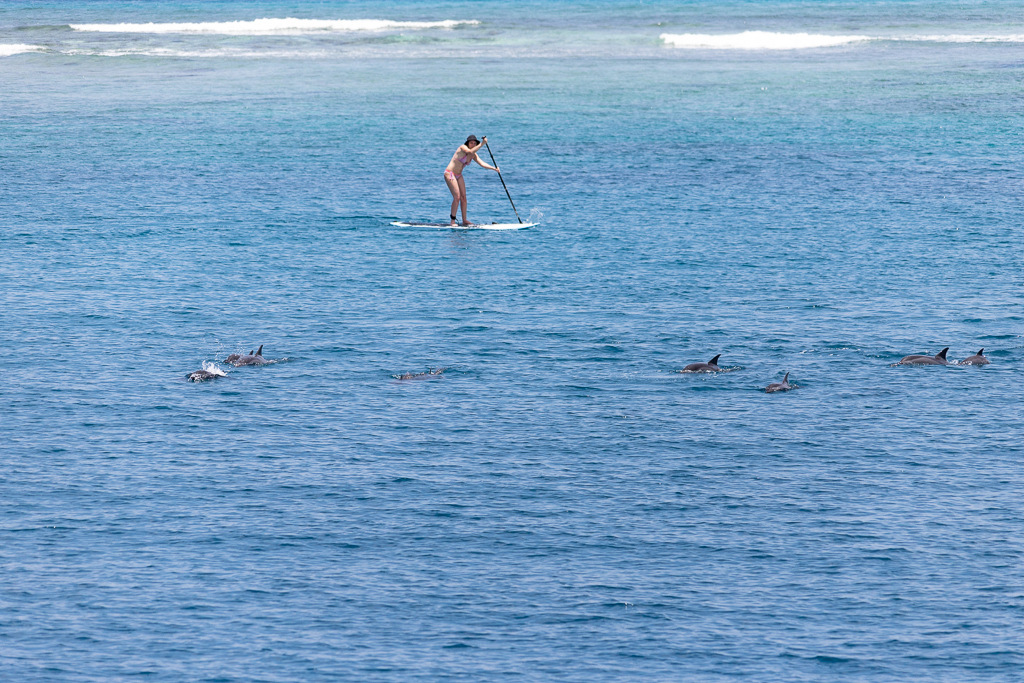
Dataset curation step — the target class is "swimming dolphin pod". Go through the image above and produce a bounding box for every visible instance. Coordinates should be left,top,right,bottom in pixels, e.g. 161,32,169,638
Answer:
189,344,995,387
225,345,268,367
681,354,723,373
186,345,272,382
898,347,949,365
765,372,795,393
961,348,990,365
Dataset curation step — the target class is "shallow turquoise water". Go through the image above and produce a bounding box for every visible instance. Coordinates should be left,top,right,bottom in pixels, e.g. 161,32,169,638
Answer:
2,1,1023,680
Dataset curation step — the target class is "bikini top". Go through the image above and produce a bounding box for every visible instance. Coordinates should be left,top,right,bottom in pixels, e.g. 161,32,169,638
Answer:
458,154,471,165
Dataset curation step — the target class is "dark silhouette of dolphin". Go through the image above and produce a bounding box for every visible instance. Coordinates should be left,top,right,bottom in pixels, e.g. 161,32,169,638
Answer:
225,345,268,367
187,369,225,382
394,367,446,381
765,372,794,393
681,354,723,373
898,347,949,365
961,348,990,365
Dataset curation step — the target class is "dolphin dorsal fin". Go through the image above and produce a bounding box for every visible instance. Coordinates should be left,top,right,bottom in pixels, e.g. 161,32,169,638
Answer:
936,347,949,360
709,354,721,366
249,350,253,355
977,348,984,355
256,345,263,356
782,372,789,383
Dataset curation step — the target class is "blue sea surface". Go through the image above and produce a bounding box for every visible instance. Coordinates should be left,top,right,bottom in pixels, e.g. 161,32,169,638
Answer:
2,1,1023,680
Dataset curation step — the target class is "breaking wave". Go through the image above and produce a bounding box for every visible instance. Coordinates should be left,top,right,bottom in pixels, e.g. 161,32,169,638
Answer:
69,18,479,35
63,47,335,59
901,33,1024,43
660,31,1024,50
0,44,45,56
660,31,870,50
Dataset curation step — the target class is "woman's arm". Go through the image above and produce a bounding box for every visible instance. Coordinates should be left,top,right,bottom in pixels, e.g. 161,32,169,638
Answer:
469,140,499,171
458,138,484,154
472,153,498,171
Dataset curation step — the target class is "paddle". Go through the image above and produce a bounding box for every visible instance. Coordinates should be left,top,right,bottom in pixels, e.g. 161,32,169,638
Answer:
482,138,523,224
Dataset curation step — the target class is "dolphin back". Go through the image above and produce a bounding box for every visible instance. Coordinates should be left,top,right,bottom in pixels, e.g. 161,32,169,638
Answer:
963,349,990,365
766,372,793,392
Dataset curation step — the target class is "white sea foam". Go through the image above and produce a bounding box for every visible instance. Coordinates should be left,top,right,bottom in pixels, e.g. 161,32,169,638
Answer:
660,30,1024,50
897,33,1024,43
660,31,869,50
70,18,479,35
0,44,45,56
67,47,333,59
201,361,227,376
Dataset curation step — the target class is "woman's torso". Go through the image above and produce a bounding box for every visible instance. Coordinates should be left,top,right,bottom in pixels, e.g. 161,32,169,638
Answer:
447,147,473,173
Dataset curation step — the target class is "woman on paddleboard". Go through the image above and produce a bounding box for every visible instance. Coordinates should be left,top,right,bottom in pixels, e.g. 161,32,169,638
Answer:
445,135,500,226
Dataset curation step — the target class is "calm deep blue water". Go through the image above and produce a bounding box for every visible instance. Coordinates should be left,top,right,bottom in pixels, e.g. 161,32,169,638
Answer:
2,1,1023,680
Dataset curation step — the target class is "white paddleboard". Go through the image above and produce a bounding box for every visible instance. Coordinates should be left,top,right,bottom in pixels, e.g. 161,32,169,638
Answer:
392,221,536,231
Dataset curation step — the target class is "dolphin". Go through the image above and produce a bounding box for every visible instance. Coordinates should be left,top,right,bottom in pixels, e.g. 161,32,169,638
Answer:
765,372,794,393
187,370,221,382
961,348,990,366
898,347,949,365
223,349,250,364
681,354,723,373
225,345,268,367
394,367,446,381
187,368,226,382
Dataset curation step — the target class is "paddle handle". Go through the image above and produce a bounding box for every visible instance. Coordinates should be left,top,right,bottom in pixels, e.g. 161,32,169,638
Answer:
483,139,523,224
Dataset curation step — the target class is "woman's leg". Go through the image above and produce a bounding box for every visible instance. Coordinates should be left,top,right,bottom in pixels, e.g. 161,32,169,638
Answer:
458,177,469,225
445,171,460,225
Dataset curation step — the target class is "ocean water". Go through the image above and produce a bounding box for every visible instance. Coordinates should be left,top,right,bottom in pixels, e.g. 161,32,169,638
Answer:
2,1,1023,680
